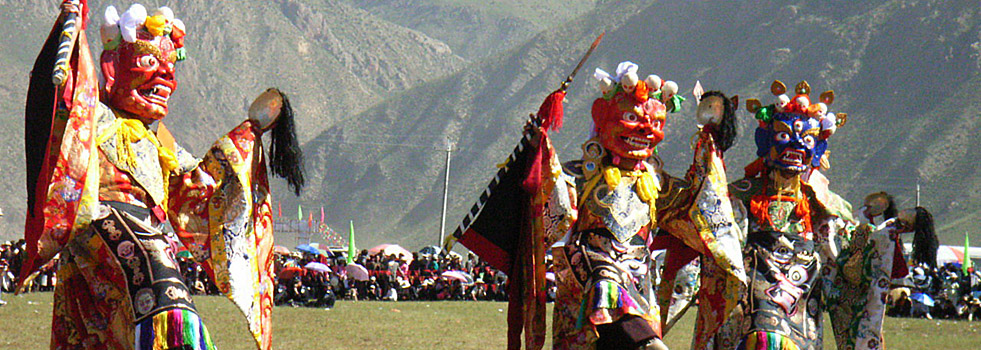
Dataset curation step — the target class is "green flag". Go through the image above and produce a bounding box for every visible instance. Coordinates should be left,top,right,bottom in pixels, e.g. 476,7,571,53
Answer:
297,204,303,221
964,232,972,275
347,220,356,264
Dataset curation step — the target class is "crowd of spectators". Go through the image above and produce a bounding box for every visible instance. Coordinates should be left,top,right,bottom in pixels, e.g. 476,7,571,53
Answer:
1,240,57,305
887,262,981,320
8,236,981,322
272,248,521,308
1,239,520,310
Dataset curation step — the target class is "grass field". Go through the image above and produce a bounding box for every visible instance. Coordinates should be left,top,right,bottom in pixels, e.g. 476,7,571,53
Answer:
1,292,978,349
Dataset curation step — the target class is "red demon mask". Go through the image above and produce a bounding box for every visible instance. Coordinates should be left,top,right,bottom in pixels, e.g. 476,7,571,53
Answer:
101,31,178,122
591,93,666,161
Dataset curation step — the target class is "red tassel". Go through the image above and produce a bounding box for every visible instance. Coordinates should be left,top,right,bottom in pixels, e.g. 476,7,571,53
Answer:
796,191,812,238
537,90,566,132
744,158,767,178
749,194,771,226
891,238,910,278
80,0,91,29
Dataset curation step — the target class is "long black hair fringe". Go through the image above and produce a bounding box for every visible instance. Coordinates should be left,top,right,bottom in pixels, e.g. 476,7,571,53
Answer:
882,193,898,220
268,90,305,195
911,206,938,269
701,91,738,153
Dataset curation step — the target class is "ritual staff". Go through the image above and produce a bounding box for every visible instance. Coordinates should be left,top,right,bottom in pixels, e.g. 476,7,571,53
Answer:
21,2,303,349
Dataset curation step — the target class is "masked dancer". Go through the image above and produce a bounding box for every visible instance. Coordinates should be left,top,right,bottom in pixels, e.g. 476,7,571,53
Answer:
21,2,303,349
714,81,917,350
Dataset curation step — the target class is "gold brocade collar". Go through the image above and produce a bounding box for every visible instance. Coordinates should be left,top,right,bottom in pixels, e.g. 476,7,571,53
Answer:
96,108,180,208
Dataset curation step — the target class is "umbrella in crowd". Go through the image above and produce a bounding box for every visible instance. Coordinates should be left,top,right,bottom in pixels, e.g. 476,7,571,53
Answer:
911,292,936,307
419,246,441,256
441,270,474,285
304,262,331,273
273,245,291,255
368,244,412,261
346,263,370,281
308,243,333,256
296,244,320,255
278,267,303,280
296,243,332,256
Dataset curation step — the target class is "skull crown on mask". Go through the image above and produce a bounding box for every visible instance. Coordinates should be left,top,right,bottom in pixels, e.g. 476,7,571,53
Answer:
746,80,843,174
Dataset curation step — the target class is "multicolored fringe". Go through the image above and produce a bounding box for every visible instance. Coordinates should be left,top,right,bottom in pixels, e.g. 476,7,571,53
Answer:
577,280,647,329
738,331,801,350
135,309,216,350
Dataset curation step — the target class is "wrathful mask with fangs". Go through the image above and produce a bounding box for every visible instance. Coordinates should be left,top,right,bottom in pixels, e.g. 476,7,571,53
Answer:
592,93,666,162
756,112,826,173
138,84,172,105
102,30,178,121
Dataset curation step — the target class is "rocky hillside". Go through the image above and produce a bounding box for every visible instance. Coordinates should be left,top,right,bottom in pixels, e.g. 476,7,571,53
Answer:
301,0,981,249
2,0,979,250
340,0,597,60
0,0,508,241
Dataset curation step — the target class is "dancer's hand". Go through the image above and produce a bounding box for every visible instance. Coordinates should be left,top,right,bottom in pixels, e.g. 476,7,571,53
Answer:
892,208,916,234
645,337,669,350
60,0,81,16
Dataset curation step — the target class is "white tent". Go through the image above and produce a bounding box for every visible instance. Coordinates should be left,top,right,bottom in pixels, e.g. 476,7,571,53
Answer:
903,243,981,265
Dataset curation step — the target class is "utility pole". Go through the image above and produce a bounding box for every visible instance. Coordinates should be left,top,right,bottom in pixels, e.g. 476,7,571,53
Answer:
915,180,921,207
439,137,454,248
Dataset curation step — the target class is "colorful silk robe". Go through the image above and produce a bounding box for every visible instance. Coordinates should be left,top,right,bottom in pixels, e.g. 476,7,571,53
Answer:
551,133,746,349
24,19,273,350
825,220,900,350
46,103,273,350
715,174,896,350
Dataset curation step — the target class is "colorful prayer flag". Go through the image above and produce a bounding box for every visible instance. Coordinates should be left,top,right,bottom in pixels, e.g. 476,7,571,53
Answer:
965,232,972,275
347,220,356,264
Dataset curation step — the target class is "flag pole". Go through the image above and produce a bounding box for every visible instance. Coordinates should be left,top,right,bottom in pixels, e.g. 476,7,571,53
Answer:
439,137,453,247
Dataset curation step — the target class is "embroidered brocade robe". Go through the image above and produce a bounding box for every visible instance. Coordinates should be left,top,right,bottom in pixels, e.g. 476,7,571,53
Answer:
551,134,746,350
715,176,897,350
50,103,272,350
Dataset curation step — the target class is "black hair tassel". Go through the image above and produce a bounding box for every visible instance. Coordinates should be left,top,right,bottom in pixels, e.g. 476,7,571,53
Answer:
701,91,738,153
911,207,938,269
267,89,304,195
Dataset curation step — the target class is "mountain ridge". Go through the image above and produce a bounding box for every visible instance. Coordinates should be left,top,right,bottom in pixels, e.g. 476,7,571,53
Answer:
1,0,979,252
299,0,981,249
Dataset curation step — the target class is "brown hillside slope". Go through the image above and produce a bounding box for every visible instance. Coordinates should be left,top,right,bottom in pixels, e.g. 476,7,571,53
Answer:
300,0,981,249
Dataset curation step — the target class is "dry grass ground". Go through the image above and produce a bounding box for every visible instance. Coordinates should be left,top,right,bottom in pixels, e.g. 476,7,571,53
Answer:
1,292,978,349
